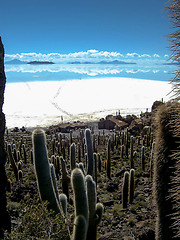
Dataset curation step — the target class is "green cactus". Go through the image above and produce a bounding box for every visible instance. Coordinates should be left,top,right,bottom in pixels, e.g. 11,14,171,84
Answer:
71,168,89,239
32,128,61,214
141,146,145,171
130,136,134,169
72,215,87,240
153,102,180,240
78,162,85,175
85,129,94,176
22,144,27,164
7,144,18,181
70,143,76,171
122,171,129,209
129,169,135,204
60,157,69,201
59,193,67,216
85,175,103,240
107,138,111,179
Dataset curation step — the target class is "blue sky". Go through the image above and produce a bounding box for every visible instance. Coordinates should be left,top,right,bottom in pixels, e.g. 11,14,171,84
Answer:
0,0,171,63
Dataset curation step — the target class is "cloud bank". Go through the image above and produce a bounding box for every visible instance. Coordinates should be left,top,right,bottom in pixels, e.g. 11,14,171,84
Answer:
5,49,169,64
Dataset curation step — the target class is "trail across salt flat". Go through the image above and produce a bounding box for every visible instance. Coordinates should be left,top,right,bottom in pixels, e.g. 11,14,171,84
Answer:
4,77,172,128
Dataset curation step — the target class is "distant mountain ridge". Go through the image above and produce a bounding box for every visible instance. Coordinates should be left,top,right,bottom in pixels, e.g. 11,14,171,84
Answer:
69,60,136,65
5,59,27,64
27,61,55,65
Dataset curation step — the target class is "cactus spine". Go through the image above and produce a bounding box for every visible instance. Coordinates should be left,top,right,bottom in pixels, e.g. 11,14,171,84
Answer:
153,102,180,240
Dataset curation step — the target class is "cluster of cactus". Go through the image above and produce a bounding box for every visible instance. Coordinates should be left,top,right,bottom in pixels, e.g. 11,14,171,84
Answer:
122,169,135,208
32,128,103,239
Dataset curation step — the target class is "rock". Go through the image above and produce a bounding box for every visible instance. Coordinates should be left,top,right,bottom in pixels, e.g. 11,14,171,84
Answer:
128,118,143,135
106,182,119,192
103,200,114,206
151,100,164,112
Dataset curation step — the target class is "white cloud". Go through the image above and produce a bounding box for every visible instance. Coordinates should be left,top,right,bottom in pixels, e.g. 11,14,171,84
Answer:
164,54,169,58
5,50,167,64
153,54,160,58
126,53,140,58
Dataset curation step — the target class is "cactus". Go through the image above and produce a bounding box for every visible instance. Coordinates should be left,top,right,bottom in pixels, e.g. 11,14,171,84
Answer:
60,157,69,201
97,153,101,173
122,171,129,208
22,144,27,164
70,143,76,171
85,129,94,176
7,144,18,181
59,193,67,216
130,136,134,169
107,138,111,179
141,146,145,171
72,215,87,240
32,128,61,214
78,162,85,175
18,169,23,182
85,175,103,240
93,153,97,186
150,141,155,179
77,143,81,163
71,168,89,237
153,102,180,240
129,169,135,204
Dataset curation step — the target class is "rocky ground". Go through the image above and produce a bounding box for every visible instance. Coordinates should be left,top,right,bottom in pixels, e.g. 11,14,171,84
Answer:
4,111,158,240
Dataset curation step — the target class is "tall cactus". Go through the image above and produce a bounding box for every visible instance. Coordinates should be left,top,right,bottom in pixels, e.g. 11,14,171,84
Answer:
129,169,135,204
32,128,61,214
72,215,87,240
122,171,129,209
70,143,76,171
107,138,111,179
153,102,180,240
85,129,94,176
7,144,18,181
85,175,103,240
130,136,134,169
71,168,89,238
